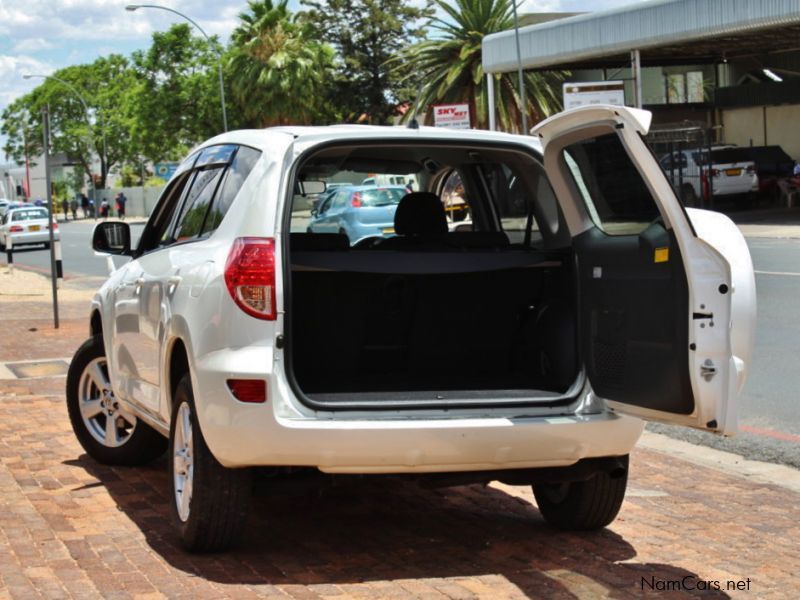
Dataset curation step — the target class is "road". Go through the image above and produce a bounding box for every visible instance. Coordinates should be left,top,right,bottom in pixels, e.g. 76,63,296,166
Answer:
3,219,799,467
1,219,144,277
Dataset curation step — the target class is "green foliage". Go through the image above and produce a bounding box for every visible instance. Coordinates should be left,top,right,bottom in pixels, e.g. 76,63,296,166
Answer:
300,0,433,124
1,55,137,189
228,0,337,127
128,24,226,163
395,0,566,132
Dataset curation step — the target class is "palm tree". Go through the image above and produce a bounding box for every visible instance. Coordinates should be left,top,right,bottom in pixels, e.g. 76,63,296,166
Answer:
228,0,336,127
395,0,566,132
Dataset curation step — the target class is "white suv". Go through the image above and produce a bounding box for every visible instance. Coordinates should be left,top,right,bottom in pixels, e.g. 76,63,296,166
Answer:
66,106,756,551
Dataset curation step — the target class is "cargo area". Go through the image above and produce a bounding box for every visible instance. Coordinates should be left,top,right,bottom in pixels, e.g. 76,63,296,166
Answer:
288,235,579,407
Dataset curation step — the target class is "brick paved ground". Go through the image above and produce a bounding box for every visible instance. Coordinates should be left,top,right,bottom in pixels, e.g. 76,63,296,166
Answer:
1,298,798,599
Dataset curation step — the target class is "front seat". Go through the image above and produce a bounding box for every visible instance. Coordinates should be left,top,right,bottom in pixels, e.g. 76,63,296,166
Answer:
378,192,449,249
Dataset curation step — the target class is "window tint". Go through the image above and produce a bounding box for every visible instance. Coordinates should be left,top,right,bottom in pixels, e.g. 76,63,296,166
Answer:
203,146,261,234
174,167,225,241
138,172,193,254
359,188,404,207
332,190,348,209
563,133,660,235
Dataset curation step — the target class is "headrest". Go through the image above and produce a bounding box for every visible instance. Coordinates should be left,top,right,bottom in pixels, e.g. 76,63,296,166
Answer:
394,192,448,236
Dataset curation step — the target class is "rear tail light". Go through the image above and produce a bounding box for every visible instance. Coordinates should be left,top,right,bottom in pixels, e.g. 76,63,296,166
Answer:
351,192,362,207
227,379,267,403
224,237,276,320
710,168,720,177
746,165,756,174
50,221,58,230
9,225,23,233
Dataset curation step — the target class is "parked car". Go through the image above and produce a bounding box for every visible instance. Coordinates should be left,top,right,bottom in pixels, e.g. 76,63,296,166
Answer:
307,184,407,243
67,105,756,552
659,145,759,206
0,206,59,250
0,199,23,219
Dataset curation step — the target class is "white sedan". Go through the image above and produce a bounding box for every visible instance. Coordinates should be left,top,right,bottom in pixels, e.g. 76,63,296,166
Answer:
0,206,59,250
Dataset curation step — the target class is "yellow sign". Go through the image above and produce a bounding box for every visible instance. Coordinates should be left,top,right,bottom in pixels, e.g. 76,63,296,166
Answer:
654,247,669,263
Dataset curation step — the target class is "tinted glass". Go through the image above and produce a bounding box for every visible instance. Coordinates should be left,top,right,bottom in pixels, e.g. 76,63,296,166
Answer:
203,146,261,234
196,144,237,168
564,133,660,235
174,167,225,241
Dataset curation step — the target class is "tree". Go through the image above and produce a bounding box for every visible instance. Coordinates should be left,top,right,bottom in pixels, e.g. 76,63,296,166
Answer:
300,0,433,124
228,0,336,127
1,55,138,190
395,0,566,132
128,24,224,163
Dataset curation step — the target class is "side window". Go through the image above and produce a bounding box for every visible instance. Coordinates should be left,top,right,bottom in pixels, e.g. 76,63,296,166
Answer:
563,133,660,236
332,190,348,209
203,146,261,235
173,167,225,241
440,170,472,229
137,171,194,254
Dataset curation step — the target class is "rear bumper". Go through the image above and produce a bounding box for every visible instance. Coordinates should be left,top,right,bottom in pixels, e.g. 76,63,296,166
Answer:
6,231,59,246
191,347,645,472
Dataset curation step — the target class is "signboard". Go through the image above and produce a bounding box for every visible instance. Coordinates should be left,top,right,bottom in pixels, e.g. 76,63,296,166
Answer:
154,162,179,181
563,81,625,110
433,103,471,129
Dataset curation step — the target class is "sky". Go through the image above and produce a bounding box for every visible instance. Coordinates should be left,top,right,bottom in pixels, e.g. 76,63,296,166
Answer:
0,0,639,143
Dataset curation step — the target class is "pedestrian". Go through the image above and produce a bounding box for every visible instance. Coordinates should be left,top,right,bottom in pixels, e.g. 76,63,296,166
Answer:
61,198,69,221
793,161,800,178
116,192,127,220
100,198,109,219
70,198,78,221
80,193,89,219
89,199,96,220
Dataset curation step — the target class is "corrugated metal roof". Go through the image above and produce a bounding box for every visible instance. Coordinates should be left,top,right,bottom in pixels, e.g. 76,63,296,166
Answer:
483,0,800,73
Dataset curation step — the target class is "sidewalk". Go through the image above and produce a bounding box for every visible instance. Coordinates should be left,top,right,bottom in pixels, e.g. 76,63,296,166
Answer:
0,276,798,598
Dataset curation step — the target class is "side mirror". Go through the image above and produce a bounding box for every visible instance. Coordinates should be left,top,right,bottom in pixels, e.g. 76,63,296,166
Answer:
297,180,326,196
92,222,132,255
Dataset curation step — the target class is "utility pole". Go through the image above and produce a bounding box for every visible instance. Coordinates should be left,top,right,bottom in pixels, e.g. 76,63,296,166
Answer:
42,106,59,329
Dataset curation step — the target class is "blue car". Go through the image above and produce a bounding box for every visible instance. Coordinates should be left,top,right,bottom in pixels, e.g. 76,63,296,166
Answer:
307,185,407,244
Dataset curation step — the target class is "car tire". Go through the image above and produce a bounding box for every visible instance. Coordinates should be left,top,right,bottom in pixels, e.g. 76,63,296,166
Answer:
169,373,251,552
66,335,167,466
680,184,697,207
533,455,628,531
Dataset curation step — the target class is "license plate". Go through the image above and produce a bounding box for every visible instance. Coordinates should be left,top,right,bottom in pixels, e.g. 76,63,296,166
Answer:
29,225,40,232
382,227,395,234
725,168,742,176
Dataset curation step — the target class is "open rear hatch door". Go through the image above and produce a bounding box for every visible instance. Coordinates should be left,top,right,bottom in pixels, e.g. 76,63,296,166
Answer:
533,105,755,435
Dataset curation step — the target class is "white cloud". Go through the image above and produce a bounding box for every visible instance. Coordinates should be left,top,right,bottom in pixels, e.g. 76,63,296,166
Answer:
12,38,55,52
0,54,54,107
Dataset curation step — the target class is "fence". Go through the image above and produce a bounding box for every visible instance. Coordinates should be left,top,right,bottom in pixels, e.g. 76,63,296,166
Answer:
645,123,717,209
90,185,164,218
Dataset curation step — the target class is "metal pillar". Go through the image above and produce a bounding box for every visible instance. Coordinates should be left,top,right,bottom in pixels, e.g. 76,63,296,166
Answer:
487,74,496,131
631,49,642,109
42,107,59,329
511,0,527,134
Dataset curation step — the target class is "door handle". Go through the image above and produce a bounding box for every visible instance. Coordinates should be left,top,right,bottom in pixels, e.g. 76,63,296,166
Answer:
167,276,182,295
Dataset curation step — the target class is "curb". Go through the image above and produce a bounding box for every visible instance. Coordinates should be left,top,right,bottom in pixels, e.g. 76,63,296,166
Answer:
639,431,800,494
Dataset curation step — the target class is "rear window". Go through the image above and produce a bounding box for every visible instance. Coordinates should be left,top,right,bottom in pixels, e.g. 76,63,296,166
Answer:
359,188,405,207
692,148,752,165
12,209,48,221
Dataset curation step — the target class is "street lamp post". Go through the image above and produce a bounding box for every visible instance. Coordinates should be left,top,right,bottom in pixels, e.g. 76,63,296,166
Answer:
22,73,107,198
126,4,228,132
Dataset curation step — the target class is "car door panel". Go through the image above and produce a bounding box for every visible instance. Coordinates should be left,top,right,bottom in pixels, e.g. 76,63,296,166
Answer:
534,105,753,435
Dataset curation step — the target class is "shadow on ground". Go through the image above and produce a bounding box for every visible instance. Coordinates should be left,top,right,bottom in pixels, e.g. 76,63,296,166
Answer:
65,455,730,598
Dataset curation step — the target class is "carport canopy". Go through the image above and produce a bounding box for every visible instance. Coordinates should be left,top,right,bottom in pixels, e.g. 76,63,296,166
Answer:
482,0,800,73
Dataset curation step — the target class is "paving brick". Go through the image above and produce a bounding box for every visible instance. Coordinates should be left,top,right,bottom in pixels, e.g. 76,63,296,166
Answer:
0,303,798,599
